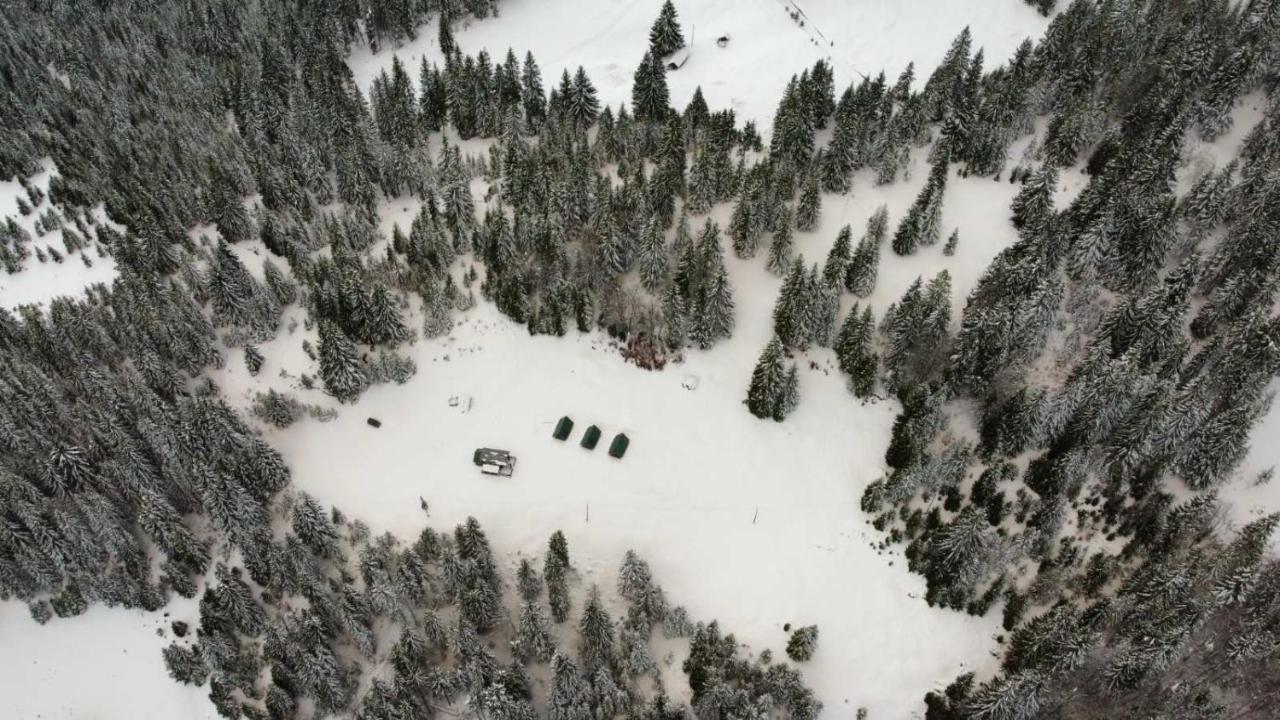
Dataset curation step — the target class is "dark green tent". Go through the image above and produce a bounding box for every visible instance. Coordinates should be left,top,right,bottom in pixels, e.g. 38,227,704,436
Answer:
553,416,574,441
580,425,602,450
608,433,630,459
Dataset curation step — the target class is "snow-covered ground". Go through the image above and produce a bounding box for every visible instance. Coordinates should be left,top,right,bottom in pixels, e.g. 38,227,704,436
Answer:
203,136,1040,716
2,3,1063,717
350,0,1050,132
0,599,213,720
0,160,119,310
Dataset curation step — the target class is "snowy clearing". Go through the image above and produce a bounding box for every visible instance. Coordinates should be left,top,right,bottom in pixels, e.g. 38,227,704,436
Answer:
0,160,119,310
207,136,1043,715
349,0,1050,133
0,599,213,720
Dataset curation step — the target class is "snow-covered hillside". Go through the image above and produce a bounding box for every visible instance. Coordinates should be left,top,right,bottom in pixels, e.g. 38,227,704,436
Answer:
0,160,119,310
2,2,1064,718
350,0,1049,133
0,599,213,720
206,137,1057,717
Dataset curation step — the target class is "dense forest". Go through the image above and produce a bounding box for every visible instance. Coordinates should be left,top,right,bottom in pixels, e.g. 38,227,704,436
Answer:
1,0,1279,718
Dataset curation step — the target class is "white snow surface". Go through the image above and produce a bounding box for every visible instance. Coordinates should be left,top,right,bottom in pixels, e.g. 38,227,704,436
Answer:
0,160,120,311
2,2,1059,717
0,599,213,720
349,0,1050,133
207,139,1036,716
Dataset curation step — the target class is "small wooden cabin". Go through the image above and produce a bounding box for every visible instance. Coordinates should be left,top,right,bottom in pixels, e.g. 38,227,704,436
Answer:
608,433,630,459
553,416,574,441
580,425,602,450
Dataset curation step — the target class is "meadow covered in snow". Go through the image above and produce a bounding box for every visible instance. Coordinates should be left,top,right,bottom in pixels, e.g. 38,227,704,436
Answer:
5,0,1280,718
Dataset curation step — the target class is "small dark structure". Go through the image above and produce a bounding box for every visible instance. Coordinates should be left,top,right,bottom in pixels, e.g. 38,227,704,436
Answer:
608,433,630,459
367,417,382,428
553,416,574,441
716,35,730,47
666,47,691,71
580,425,602,450
473,448,516,476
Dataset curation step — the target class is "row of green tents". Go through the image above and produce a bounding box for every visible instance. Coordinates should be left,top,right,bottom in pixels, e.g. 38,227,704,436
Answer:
553,416,629,458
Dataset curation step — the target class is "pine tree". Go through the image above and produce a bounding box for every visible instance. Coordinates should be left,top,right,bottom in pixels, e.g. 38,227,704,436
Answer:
773,258,808,348
632,51,670,123
823,224,852,287
693,232,735,348
637,217,669,292
943,228,959,256
648,0,685,58
893,159,948,255
213,183,254,244
522,52,546,127
746,338,795,421
517,558,542,603
244,344,264,375
795,171,822,231
547,654,593,720
578,586,617,676
836,304,878,397
786,625,819,661
567,67,600,127
766,206,795,276
846,210,886,297
1011,166,1057,233
512,601,557,664
318,321,368,402
545,551,571,623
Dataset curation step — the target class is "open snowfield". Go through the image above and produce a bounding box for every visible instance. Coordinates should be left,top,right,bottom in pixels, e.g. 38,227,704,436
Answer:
0,599,212,720
15,0,1280,718
4,2,1060,717
0,160,119,310
350,0,1050,132
199,137,1046,716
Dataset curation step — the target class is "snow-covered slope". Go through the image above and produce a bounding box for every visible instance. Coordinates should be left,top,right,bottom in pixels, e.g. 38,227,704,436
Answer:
206,134,1050,715
4,2,1061,718
0,599,213,720
349,0,1049,133
0,160,119,310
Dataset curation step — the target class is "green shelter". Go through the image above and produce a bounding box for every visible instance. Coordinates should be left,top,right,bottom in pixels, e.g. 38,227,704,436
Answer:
608,433,630,459
553,416,574,441
580,425,602,450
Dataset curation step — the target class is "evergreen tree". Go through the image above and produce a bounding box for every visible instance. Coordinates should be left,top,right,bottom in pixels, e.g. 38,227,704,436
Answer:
746,338,796,421
637,217,669,292
545,550,571,624
786,625,819,661
648,0,685,58
512,601,557,664
567,67,600,127
795,170,822,232
893,158,948,255
836,304,878,397
943,228,959,256
317,321,367,402
578,586,617,676
766,206,795,276
823,224,852,287
632,52,670,123
522,52,546,127
846,208,886,297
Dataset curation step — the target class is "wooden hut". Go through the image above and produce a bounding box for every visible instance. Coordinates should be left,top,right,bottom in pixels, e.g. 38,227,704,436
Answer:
608,433,630,459
580,425,602,450
553,416,574,441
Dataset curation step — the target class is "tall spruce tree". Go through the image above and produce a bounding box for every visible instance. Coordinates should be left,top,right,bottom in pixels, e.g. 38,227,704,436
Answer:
648,0,685,58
